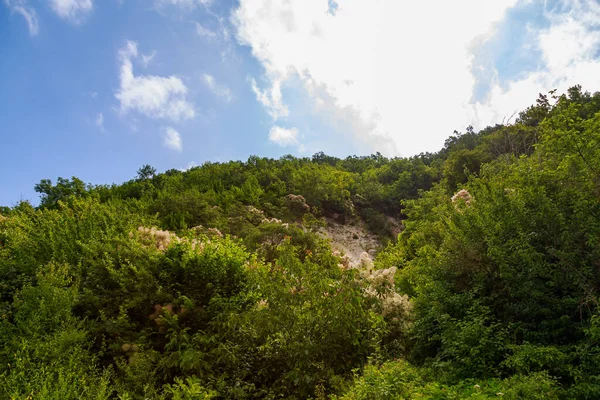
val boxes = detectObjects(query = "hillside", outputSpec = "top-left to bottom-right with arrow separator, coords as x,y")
2,85 -> 600,399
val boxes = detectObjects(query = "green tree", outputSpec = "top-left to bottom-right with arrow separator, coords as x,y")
137,164 -> 157,180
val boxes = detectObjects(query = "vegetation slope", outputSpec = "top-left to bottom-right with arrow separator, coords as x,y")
1,85 -> 600,399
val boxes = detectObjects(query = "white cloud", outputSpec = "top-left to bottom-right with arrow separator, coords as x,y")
196,22 -> 217,38
50,0 -> 93,24
95,112 -> 104,130
202,73 -> 233,102
164,127 -> 183,151
4,0 -> 39,36
473,1 -> 600,127
233,0 -> 600,156
269,125 -> 299,147
115,40 -> 195,122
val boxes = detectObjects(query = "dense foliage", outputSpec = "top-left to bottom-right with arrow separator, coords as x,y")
1,85 -> 600,398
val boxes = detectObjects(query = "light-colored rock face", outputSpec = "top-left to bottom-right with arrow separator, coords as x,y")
318,218 -> 380,267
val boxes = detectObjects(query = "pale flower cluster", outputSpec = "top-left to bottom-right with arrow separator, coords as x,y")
261,217 -> 290,228
136,226 -> 180,251
261,217 -> 282,224
207,227 -> 223,238
358,251 -> 374,272
334,250 -> 352,270
366,266 -> 397,290
247,205 -> 265,216
256,299 -> 269,310
191,225 -> 223,238
133,226 -> 208,252
286,194 -> 310,212
353,252 -> 413,319
451,189 -> 473,206
189,239 -> 205,252
381,292 -> 413,318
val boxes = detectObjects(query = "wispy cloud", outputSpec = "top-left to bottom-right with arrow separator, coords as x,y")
202,73 -> 233,102
249,77 -> 288,120
179,161 -> 198,171
195,22 -> 217,38
164,127 -> 183,151
155,0 -> 211,8
4,0 -> 39,36
95,112 -> 104,130
115,40 -> 195,122
195,20 -> 238,63
141,50 -> 157,67
50,0 -> 93,24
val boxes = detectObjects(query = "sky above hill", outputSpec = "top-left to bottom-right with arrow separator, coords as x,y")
2,0 -> 600,206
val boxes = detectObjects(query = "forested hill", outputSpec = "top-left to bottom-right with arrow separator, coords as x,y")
21,85 -> 557,239
2,85 -> 600,399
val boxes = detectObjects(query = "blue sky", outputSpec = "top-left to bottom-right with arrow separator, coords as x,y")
2,0 -> 600,206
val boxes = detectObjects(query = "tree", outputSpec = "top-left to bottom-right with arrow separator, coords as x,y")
136,164 -> 157,180
34,177 -> 88,208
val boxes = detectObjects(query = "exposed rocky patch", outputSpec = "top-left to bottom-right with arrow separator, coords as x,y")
318,218 -> 381,266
